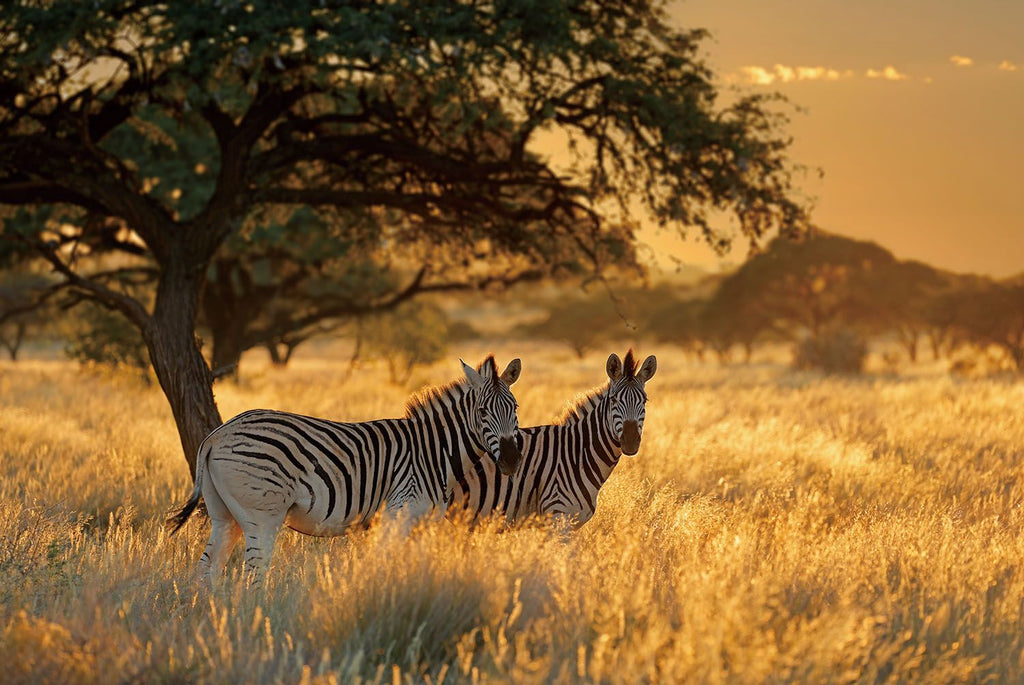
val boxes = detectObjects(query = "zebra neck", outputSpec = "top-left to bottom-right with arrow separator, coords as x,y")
410,385 -> 484,491
585,399 -> 623,476
565,389 -> 622,463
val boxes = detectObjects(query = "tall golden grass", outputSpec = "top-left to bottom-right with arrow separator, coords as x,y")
2,344 -> 1023,683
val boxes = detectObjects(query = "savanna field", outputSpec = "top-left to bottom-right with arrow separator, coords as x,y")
2,343 -> 1024,684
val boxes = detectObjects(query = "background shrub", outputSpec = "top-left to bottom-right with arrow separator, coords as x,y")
793,328 -> 868,374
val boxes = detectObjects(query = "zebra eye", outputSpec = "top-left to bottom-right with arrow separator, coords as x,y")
478,408 -> 489,418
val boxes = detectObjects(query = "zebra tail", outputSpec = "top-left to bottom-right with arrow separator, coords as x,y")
166,434 -> 212,534
166,488 -> 200,535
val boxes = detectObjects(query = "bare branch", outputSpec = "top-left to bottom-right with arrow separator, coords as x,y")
0,281 -> 64,326
0,179 -> 105,211
14,235 -> 151,329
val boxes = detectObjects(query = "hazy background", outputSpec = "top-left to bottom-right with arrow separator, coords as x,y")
644,0 -> 1024,277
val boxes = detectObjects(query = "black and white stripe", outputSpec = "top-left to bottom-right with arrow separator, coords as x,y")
168,356 -> 522,584
449,350 -> 656,529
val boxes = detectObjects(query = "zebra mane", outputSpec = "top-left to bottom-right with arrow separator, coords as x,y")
403,354 -> 504,417
404,377 -> 472,418
555,349 -> 638,425
477,355 -> 500,382
623,349 -> 638,378
556,384 -> 609,425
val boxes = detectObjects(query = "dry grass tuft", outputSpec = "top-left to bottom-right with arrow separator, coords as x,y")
2,346 -> 1023,682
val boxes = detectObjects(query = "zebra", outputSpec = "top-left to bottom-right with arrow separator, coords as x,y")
167,356 -> 523,585
448,350 -> 656,530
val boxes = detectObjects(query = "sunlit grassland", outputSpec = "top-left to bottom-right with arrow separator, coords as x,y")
2,344 -> 1024,683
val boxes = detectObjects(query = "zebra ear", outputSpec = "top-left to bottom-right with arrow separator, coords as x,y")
636,355 -> 657,383
500,358 -> 521,385
461,359 -> 485,387
606,353 -> 623,381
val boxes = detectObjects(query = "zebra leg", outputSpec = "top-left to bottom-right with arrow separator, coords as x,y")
199,517 -> 242,583
196,472 -> 242,583
239,517 -> 283,588
206,455 -> 291,587
386,495 -> 439,538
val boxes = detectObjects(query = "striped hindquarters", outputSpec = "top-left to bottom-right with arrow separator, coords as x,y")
201,409 -> 412,534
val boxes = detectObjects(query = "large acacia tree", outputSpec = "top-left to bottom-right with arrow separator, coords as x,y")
0,0 -> 808,477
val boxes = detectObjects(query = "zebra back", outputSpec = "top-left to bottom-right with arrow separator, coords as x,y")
168,356 -> 523,538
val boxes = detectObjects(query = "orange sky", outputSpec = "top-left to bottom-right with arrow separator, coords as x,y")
641,0 -> 1024,278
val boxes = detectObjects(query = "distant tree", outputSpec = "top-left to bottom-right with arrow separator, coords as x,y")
924,294 -> 966,361
700,285 -> 781,363
645,297 -> 707,360
923,273 -> 994,361
0,296 -> 30,360
0,314 -> 25,359
0,1 -> 809,476
947,282 -> 1024,373
200,206 -> 404,379
0,271 -> 55,360
865,260 -> 951,362
65,301 -> 150,376
359,301 -> 449,384
512,280 -> 691,357
516,294 -> 618,358
793,326 -> 868,374
708,233 -> 897,351
444,318 -> 481,345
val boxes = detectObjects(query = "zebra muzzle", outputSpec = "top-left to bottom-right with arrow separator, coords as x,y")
497,437 -> 522,476
621,420 -> 641,456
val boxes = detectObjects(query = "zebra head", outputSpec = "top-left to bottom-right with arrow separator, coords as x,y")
461,356 -> 523,476
605,350 -> 657,456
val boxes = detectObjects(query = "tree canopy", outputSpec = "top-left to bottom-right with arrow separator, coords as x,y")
707,232 -> 897,345
0,0 -> 810,475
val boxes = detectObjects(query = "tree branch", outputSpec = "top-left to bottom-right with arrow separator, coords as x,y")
0,281 -> 64,326
0,136 -> 176,260
0,179 -> 106,211
191,83 -> 311,256
15,236 -> 151,329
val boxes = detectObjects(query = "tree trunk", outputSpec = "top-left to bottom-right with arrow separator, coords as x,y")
900,329 -> 918,363
265,341 -> 295,366
144,264 -> 223,480
1008,344 -> 1024,374
202,264 -> 251,381
210,321 -> 245,381
928,328 -> 951,360
1,321 -> 25,360
266,342 -> 283,365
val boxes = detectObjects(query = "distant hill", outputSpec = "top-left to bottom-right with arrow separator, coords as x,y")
1002,272 -> 1024,287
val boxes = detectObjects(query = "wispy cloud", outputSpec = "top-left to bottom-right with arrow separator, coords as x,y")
737,66 -> 775,85
733,57 -> 1017,87
736,64 -> 854,85
865,65 -> 908,81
